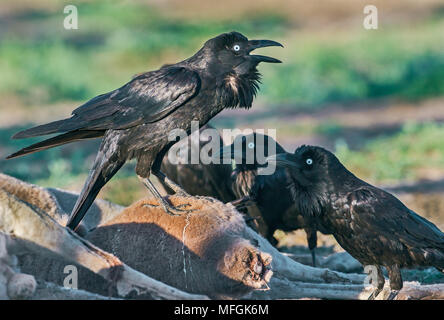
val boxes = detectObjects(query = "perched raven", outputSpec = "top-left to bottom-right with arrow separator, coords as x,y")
218,133 -> 325,266
160,124 -> 236,203
270,145 -> 444,299
7,31 -> 282,231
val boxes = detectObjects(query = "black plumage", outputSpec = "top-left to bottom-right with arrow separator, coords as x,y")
218,133 -> 324,265
6,31 -> 282,231
160,124 -> 236,203
270,145 -> 444,299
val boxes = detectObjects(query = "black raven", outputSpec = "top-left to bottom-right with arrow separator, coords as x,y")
160,124 -> 236,203
218,133 -> 324,266
269,145 -> 444,299
6,31 -> 282,231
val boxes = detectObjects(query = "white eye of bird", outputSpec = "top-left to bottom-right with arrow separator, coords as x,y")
306,158 -> 313,165
248,142 -> 255,149
233,44 -> 241,52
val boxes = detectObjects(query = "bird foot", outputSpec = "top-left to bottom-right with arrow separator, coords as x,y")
162,205 -> 190,216
159,196 -> 194,216
139,176 -> 193,215
387,290 -> 399,300
144,200 -> 193,216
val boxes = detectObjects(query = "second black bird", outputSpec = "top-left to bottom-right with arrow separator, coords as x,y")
218,133 -> 325,266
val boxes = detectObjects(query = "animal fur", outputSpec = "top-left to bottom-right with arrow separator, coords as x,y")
85,196 -> 272,298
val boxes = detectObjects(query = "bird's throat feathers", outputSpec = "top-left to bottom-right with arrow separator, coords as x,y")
217,70 -> 261,109
289,182 -> 328,220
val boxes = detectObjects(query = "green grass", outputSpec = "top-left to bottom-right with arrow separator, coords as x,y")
0,1 -> 287,104
1,1 -> 444,109
336,122 -> 444,184
261,19 -> 444,108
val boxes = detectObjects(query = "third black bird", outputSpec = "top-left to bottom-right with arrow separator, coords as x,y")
270,145 -> 444,299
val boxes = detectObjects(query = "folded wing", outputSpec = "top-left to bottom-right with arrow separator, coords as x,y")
13,66 -> 201,139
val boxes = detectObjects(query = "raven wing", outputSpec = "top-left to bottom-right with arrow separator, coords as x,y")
348,187 -> 444,250
13,67 -> 201,139
65,66 -> 201,131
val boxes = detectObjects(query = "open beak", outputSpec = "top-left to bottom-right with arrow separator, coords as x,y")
266,153 -> 298,168
247,39 -> 283,63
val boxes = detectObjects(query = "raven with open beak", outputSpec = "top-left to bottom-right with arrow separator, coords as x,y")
7,31 -> 283,231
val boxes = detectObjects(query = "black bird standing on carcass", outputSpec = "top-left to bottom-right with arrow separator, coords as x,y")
161,124 -> 236,203
218,133 -> 325,266
269,145 -> 444,299
6,32 -> 282,231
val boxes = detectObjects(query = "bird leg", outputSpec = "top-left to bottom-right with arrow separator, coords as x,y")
367,266 -> 385,300
306,228 -> 318,267
310,249 -> 316,267
386,264 -> 402,300
152,171 -> 191,197
138,176 -> 190,216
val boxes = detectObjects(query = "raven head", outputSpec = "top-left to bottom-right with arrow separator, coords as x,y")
190,31 -> 283,108
204,31 -> 282,73
267,145 -> 343,188
215,132 -> 286,169
266,145 -> 342,218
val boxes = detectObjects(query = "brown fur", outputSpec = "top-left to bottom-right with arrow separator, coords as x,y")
0,174 -> 61,222
0,173 -> 123,233
16,193 -> 271,299
85,195 -> 272,298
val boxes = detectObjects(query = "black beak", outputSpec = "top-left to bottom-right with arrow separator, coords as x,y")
247,39 -> 283,63
266,153 -> 299,168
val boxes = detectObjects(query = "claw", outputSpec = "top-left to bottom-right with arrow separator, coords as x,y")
139,175 -> 193,216
159,199 -> 192,216
163,207 -> 183,216
142,202 -> 183,216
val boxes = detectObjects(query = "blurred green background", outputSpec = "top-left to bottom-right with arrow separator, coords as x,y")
0,0 -> 444,234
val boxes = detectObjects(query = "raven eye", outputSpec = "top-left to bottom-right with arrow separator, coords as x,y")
306,158 -> 313,165
248,142 -> 255,149
233,44 -> 241,52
